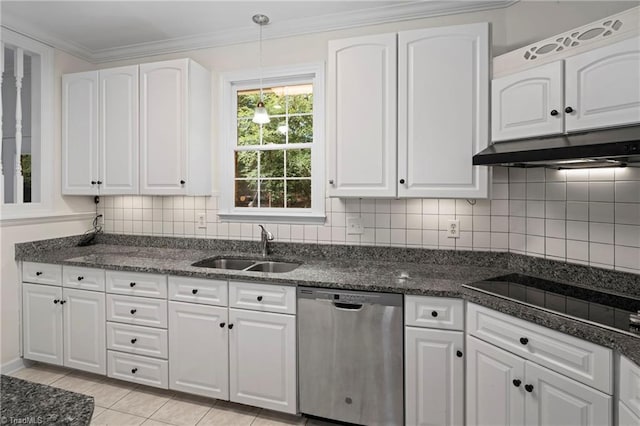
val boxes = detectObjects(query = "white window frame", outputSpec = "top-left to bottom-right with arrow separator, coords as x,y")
219,63 -> 325,224
0,29 -> 54,220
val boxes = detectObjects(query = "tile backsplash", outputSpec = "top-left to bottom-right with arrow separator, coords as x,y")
98,167 -> 640,274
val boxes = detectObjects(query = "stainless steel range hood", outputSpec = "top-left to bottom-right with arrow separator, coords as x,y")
473,126 -> 640,169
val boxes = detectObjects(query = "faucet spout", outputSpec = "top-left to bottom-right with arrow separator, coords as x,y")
258,225 -> 274,258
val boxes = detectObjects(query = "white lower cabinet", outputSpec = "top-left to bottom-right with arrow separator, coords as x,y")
168,301 -> 229,399
467,335 -> 612,426
108,350 -> 168,388
619,401 -> 640,426
23,282 -> 105,374
405,327 -> 464,426
229,308 -> 297,414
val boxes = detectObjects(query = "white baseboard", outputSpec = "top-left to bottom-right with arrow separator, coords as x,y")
1,358 -> 25,374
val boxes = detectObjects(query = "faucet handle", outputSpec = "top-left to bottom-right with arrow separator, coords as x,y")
258,225 -> 274,240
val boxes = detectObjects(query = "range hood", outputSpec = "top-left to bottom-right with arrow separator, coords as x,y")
473,126 -> 640,169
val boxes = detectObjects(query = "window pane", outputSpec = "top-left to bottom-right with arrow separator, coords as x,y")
235,151 -> 258,179
237,119 -> 260,146
237,91 -> 259,118
263,88 -> 286,116
288,115 -> 313,144
21,154 -> 32,203
235,180 -> 258,207
260,179 -> 285,208
286,179 -> 311,208
260,150 -> 284,178
262,118 -> 286,145
288,88 -> 313,114
286,149 -> 311,178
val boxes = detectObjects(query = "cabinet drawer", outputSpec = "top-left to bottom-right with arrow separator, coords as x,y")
168,276 -> 227,306
619,355 -> 640,418
106,270 -> 167,299
107,294 -> 167,328
229,281 -> 296,314
22,262 -> 62,286
107,350 -> 168,389
63,266 -> 105,292
107,322 -> 168,359
467,303 -> 612,394
405,296 -> 464,330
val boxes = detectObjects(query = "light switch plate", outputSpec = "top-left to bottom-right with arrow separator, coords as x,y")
347,216 -> 364,235
447,219 -> 460,238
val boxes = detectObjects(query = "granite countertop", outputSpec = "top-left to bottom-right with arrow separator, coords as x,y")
1,375 -> 94,425
15,233 -> 640,366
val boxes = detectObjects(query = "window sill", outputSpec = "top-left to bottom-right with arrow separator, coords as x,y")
0,211 -> 95,227
218,212 -> 326,225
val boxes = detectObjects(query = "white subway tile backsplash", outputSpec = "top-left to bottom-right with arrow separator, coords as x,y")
99,163 -> 640,275
589,222 -> 614,244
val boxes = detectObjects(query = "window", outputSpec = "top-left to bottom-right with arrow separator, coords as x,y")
220,64 -> 325,223
1,29 -> 54,219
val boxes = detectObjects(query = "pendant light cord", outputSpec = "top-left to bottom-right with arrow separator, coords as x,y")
259,22 -> 264,102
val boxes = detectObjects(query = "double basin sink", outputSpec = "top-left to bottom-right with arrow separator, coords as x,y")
192,256 -> 300,273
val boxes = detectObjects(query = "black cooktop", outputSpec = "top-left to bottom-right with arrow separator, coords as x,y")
464,273 -> 640,335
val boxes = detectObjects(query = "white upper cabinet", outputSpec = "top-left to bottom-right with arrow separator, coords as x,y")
492,61 -> 565,141
491,36 -> 640,141
62,71 -> 99,195
139,59 -> 211,195
327,23 -> 490,199
327,33 -> 397,198
398,23 -> 489,199
565,36 -> 640,132
62,66 -> 138,195
99,66 -> 139,195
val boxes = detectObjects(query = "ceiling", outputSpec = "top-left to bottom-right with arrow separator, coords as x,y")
0,1 -> 516,63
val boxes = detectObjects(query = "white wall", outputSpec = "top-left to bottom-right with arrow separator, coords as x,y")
0,49 -> 96,370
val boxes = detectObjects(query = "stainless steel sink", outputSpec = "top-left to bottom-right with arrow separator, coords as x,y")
191,257 -> 300,273
245,262 -> 301,273
191,257 -> 256,270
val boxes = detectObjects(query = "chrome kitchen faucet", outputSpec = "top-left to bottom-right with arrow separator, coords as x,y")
258,225 -> 274,258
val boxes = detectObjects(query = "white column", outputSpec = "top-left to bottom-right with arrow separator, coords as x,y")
0,42 -> 4,204
14,47 -> 24,204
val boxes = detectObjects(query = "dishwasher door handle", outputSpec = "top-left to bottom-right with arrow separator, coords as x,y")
333,302 -> 363,311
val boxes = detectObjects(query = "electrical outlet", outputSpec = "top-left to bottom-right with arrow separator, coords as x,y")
197,212 -> 207,229
347,216 -> 364,235
447,219 -> 460,238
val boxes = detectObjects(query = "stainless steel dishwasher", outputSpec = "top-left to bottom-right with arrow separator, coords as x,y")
298,287 -> 403,426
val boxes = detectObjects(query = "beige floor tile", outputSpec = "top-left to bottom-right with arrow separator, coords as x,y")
252,409 -> 308,426
111,386 -> 175,418
91,406 -> 107,420
84,378 -> 136,408
196,400 -> 259,425
141,420 -> 174,426
9,364 -> 71,385
91,408 -> 146,425
50,371 -> 105,394
150,395 -> 214,426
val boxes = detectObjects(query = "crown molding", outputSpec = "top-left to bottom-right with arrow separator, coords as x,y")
2,1 -> 517,64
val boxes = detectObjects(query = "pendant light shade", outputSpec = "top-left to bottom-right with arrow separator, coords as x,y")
253,101 -> 270,124
252,14 -> 270,124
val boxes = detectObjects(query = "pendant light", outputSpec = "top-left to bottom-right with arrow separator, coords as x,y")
252,14 -> 270,124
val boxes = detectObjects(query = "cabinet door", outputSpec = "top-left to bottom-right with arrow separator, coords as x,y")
619,355 -> 640,419
63,288 -> 106,374
22,283 -> 63,365
466,335 -> 525,426
99,66 -> 139,195
405,327 -> 464,426
525,361 -> 611,426
140,59 -> 188,195
565,36 -> 640,132
619,401 -> 640,426
492,61 -> 564,141
168,301 -> 229,399
398,23 -> 489,199
327,33 -> 397,198
228,308 -> 296,414
62,71 -> 98,195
